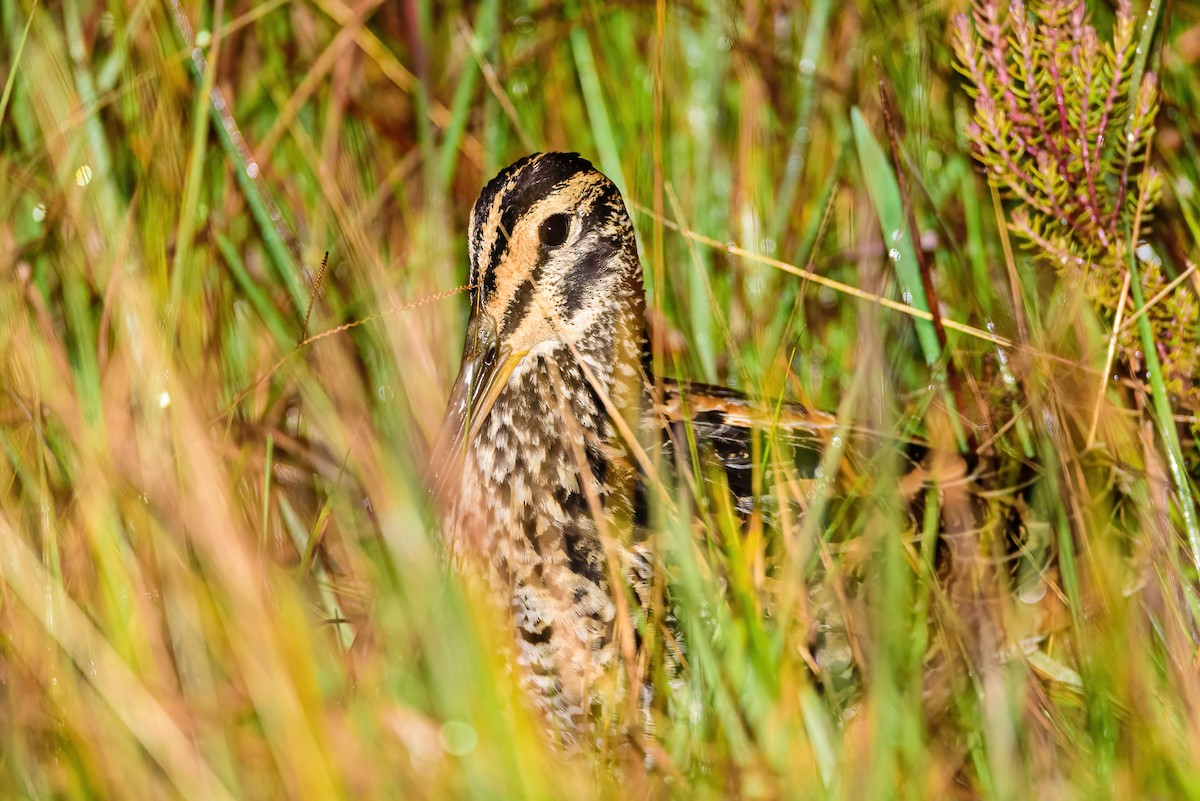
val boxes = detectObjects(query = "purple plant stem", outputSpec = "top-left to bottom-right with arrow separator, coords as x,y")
1041,25 -> 1077,206
977,1 -> 1031,135
1072,32 -> 1109,246
1011,7 -> 1074,227
976,116 -> 1063,224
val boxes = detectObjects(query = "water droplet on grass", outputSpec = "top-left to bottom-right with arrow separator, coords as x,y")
439,721 -> 478,756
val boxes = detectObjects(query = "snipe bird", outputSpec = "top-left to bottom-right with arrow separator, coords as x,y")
435,152 -> 841,734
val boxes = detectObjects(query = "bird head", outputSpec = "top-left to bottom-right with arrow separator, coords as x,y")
435,152 -> 645,480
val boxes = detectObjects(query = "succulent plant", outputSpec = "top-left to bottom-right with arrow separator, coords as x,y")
952,0 -> 1198,408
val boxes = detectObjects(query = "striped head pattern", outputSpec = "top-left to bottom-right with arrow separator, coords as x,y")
434,153 -> 647,496
466,152 -> 644,360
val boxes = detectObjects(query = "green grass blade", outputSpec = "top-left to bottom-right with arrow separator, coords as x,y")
0,0 -> 35,130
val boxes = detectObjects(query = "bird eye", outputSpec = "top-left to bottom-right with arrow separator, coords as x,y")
539,213 -> 571,247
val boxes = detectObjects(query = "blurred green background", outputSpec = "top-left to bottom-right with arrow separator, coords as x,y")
3,0 -> 1200,798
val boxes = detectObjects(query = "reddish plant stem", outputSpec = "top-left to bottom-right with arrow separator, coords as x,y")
980,135 -> 1065,225
1072,37 -> 1109,246
1011,14 -> 1074,227
977,3 -> 1027,129
973,87 -> 1068,226
1044,26 -> 1071,150
1090,12 -> 1133,209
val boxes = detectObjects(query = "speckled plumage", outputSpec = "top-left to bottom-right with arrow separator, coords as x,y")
436,154 -> 648,733
447,350 -> 626,725
435,153 -> 837,736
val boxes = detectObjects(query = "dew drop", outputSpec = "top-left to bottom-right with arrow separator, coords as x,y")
75,164 -> 93,186
32,202 -> 46,222
888,248 -> 901,262
1019,581 -> 1048,605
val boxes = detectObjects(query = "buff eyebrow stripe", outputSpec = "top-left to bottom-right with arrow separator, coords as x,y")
480,157 -> 539,298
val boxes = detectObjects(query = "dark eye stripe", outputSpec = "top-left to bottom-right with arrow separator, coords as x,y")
500,279 -> 535,339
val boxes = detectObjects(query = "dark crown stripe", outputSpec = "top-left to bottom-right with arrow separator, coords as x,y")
471,153 -> 539,291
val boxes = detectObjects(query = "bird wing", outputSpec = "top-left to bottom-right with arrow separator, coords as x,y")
640,378 -> 847,516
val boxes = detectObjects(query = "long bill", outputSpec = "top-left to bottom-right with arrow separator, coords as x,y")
431,312 -> 526,501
